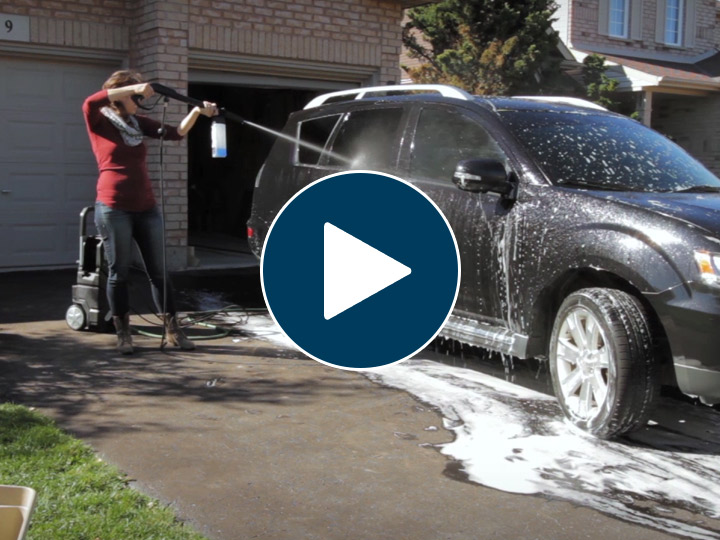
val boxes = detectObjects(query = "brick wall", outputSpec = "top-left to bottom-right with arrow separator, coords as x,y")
569,0 -> 716,58
2,0 -> 131,24
692,0 -> 717,51
130,0 -> 191,262
4,0 -> 405,269
399,11 -> 428,82
188,0 -> 402,84
8,0 -> 130,49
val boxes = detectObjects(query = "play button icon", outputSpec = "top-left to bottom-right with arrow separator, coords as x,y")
324,223 -> 411,320
261,171 -> 459,370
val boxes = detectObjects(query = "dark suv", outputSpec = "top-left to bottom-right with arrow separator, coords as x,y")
248,84 -> 720,439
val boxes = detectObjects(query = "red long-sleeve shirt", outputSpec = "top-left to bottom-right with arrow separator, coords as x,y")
82,89 -> 183,212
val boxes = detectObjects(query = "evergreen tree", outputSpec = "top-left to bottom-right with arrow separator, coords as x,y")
402,0 -> 563,95
582,54 -> 620,110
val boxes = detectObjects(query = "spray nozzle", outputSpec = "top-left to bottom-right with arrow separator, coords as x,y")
132,84 -> 251,158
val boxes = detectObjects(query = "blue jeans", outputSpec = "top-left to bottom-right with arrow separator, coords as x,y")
94,201 -> 176,317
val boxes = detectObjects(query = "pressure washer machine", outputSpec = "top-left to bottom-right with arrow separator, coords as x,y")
65,205 -> 110,332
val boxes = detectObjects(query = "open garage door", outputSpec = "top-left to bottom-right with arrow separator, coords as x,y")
187,57 -> 371,254
0,56 -> 111,270
187,82 -> 344,254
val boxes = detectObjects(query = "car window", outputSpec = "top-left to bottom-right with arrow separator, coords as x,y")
500,110 -> 720,192
326,108 -> 404,169
296,114 -> 342,166
411,107 -> 508,181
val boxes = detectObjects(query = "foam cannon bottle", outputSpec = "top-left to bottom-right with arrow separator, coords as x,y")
211,115 -> 227,158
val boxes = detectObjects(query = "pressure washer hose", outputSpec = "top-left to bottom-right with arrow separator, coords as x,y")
159,97 -> 169,349
149,83 -> 251,348
134,321 -> 229,341
130,307 -> 267,342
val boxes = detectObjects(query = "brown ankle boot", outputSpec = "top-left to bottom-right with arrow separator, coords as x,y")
112,313 -> 134,355
165,315 -> 195,350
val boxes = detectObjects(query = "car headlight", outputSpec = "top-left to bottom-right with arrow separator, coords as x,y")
693,250 -> 720,286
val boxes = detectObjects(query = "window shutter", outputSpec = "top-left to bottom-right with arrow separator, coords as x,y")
631,0 -> 644,40
684,0 -> 696,47
655,0 -> 667,42
598,0 -> 610,35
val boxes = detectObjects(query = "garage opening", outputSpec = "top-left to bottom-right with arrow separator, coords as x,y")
187,85 -> 319,256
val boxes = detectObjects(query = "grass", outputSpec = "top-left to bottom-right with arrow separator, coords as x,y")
0,403 -> 209,540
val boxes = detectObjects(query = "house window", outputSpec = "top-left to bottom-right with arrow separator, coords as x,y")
609,0 -> 629,38
665,0 -> 684,45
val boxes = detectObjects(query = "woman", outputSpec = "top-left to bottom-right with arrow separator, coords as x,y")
83,70 -> 218,354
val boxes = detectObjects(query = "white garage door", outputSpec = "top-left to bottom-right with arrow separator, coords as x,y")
0,56 -> 111,270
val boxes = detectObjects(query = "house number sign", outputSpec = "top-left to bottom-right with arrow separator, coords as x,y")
1,14 -> 30,43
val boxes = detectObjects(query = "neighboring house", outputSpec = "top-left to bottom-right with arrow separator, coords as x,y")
400,1 -> 720,175
0,0 -> 424,272
554,0 -> 720,174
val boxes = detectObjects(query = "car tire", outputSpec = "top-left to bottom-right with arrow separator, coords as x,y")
549,287 -> 659,439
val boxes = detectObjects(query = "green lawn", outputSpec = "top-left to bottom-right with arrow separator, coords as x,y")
0,403 -> 209,540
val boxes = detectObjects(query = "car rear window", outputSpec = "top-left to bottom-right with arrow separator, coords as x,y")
296,114 -> 342,166
500,111 -> 720,192
325,108 -> 404,169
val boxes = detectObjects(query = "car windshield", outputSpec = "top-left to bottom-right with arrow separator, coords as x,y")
499,110 -> 720,192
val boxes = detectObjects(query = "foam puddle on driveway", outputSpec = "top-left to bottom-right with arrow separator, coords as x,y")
369,359 -> 720,540
237,313 -> 720,539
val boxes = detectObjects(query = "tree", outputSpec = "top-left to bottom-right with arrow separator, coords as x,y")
402,0 -> 563,95
582,54 -> 620,110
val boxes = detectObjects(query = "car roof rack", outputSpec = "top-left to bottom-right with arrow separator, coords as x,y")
513,96 -> 608,111
304,84 -> 473,109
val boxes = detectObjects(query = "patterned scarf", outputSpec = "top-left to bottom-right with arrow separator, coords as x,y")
100,106 -> 143,147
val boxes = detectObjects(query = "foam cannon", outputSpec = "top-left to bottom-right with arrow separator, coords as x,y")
142,82 -> 246,158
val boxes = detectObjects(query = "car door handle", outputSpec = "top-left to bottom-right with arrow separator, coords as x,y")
1,190 -> 11,194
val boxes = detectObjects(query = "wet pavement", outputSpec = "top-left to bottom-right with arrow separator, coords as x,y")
0,268 -> 715,539
370,357 -> 720,539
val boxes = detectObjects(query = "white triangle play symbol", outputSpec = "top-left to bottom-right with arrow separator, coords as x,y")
324,222 -> 411,320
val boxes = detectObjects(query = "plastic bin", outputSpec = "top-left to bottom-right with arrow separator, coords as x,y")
0,486 -> 36,540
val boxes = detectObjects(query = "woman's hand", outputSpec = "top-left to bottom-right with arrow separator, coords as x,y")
178,101 -> 220,136
197,101 -> 219,117
106,83 -> 154,104
134,83 -> 154,98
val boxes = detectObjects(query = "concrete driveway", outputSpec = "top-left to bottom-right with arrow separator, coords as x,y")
0,269 -> 676,540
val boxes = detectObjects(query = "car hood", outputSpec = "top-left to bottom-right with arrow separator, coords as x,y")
590,191 -> 720,238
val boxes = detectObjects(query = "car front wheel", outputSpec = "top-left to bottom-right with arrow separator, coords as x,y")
549,288 -> 659,439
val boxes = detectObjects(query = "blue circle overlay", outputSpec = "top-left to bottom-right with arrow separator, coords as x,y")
261,171 -> 460,370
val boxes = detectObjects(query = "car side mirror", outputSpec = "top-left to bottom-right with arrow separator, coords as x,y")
452,159 -> 513,197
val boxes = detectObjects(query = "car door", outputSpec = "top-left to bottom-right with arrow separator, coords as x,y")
403,103 -> 519,327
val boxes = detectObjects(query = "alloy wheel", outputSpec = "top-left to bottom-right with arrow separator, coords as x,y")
555,306 -> 613,421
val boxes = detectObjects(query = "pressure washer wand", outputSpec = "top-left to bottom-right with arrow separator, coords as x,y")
150,82 -> 206,108
148,83 -> 247,158
149,83 -> 245,125
220,108 -> 245,126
